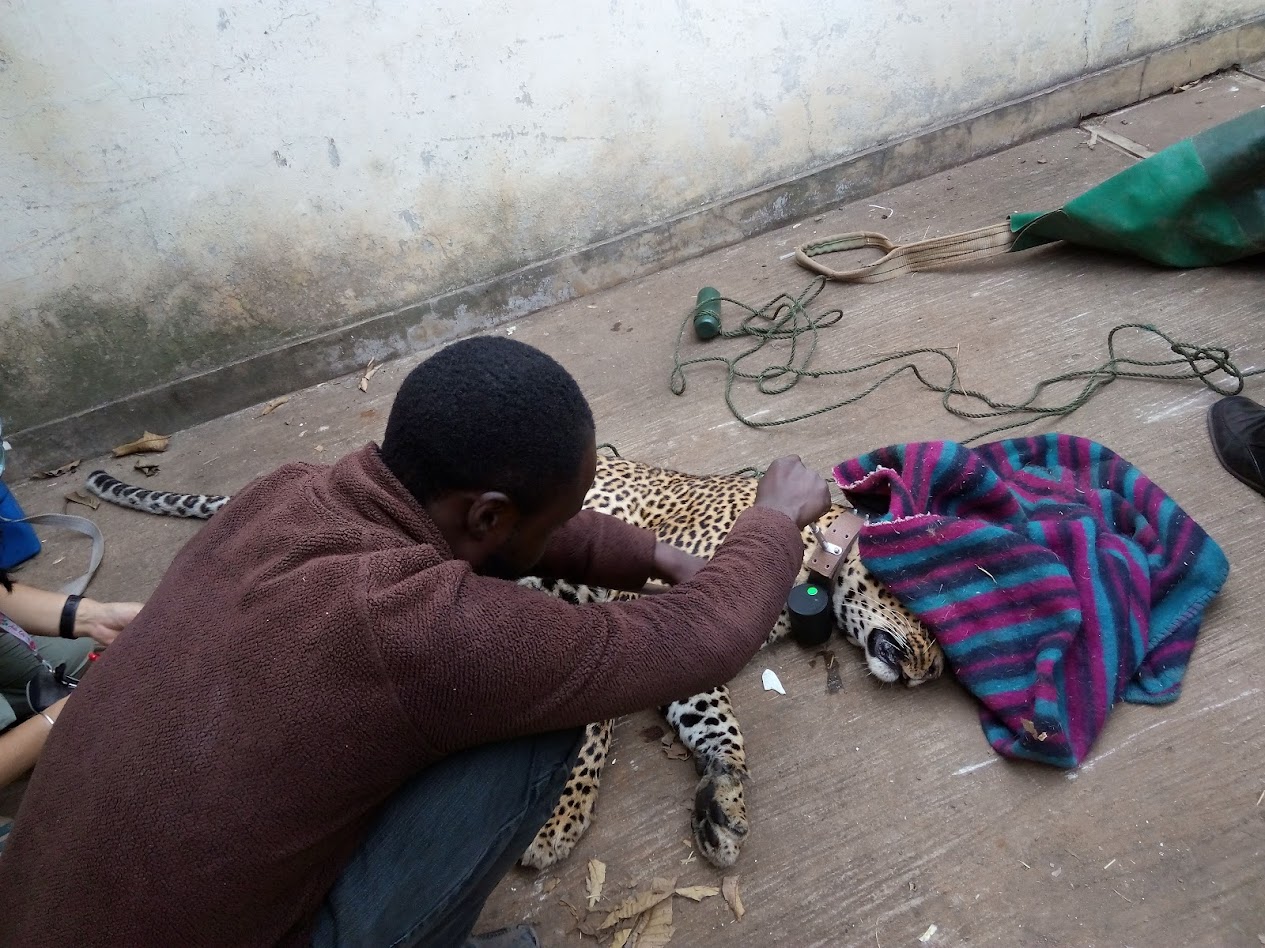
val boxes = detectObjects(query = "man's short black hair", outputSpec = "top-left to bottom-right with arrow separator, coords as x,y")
380,335 -> 595,513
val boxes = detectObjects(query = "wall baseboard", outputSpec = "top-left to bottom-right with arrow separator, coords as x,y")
8,15 -> 1264,479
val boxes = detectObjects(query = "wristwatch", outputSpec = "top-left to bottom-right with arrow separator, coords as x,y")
59,595 -> 81,639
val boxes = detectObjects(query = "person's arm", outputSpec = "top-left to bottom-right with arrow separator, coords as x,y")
531,509 -> 710,592
380,505 -> 807,756
374,454 -> 829,755
0,696 -> 67,788
0,583 -> 143,647
529,509 -> 659,591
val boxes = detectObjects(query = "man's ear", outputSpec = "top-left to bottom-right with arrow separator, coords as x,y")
465,491 -> 520,544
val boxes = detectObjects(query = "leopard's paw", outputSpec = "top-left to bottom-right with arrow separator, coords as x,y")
519,723 -> 609,870
520,805 -> 587,870
691,766 -> 748,868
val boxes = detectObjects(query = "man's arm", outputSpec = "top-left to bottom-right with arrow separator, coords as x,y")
374,505 -> 807,757
529,453 -> 828,594
528,509 -> 660,591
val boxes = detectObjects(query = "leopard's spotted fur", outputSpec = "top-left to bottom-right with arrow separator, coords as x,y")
518,455 -> 943,871
85,472 -> 228,519
84,457 -> 944,871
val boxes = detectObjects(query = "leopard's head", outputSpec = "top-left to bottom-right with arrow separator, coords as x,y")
829,548 -> 945,687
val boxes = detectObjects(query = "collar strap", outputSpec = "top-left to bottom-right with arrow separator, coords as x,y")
805,510 -> 866,581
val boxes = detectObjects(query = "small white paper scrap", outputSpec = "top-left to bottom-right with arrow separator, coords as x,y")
761,669 -> 786,695
919,923 -> 938,942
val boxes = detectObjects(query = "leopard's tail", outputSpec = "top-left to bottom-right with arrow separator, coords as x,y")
85,471 -> 229,519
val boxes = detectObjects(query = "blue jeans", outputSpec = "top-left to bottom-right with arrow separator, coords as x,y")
310,727 -> 582,948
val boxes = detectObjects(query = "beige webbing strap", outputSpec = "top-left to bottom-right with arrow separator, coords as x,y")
805,510 -> 866,580
794,221 -> 1016,283
1,513 -> 104,596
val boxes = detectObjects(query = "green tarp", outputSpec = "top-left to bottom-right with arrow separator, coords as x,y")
1010,108 -> 1265,267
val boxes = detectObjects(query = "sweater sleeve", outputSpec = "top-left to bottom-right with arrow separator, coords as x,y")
372,506 -> 804,756
529,509 -> 658,591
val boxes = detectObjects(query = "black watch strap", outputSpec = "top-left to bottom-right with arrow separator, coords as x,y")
59,594 -> 82,639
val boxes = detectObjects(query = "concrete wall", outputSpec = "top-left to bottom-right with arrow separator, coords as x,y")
2,0 -> 1261,446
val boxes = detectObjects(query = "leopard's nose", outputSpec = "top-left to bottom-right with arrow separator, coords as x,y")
867,629 -> 904,672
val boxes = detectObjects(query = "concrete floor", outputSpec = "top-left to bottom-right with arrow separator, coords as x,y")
5,71 -> 1265,946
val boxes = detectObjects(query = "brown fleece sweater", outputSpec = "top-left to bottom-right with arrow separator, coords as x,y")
0,444 -> 803,947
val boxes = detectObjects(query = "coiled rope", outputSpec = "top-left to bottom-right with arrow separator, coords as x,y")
669,275 -> 1261,445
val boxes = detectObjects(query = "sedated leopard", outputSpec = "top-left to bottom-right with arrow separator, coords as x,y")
85,452 -> 944,870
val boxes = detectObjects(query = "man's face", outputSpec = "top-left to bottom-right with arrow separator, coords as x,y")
480,441 -> 598,580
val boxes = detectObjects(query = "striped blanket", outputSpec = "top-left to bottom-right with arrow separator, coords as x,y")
835,434 -> 1229,767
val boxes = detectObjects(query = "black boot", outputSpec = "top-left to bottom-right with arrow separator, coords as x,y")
1207,395 -> 1265,497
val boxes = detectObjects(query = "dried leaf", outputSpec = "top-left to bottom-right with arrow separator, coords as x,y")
663,742 -> 691,761
674,885 -> 720,902
600,878 -> 676,930
612,929 -> 633,948
358,359 -> 380,393
257,395 -> 291,416
111,431 -> 170,457
542,878 -> 560,894
577,911 -> 607,938
659,732 -> 676,748
1022,719 -> 1049,742
586,858 -> 607,909
640,725 -> 667,743
134,461 -> 160,477
64,489 -> 100,510
630,910 -> 652,940
558,897 -> 583,924
632,895 -> 674,948
721,875 -> 745,920
32,460 -> 80,480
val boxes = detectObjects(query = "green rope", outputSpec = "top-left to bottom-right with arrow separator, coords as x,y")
670,276 -> 1262,444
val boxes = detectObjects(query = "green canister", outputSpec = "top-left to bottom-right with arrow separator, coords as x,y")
693,287 -> 722,341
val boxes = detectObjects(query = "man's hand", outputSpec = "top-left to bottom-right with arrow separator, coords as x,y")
650,542 -> 708,587
754,455 -> 832,528
75,599 -> 144,647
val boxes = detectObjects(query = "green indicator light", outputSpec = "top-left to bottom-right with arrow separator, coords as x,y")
806,586 -> 819,597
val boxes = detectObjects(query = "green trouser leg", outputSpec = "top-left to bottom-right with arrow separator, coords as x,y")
0,633 -> 94,729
